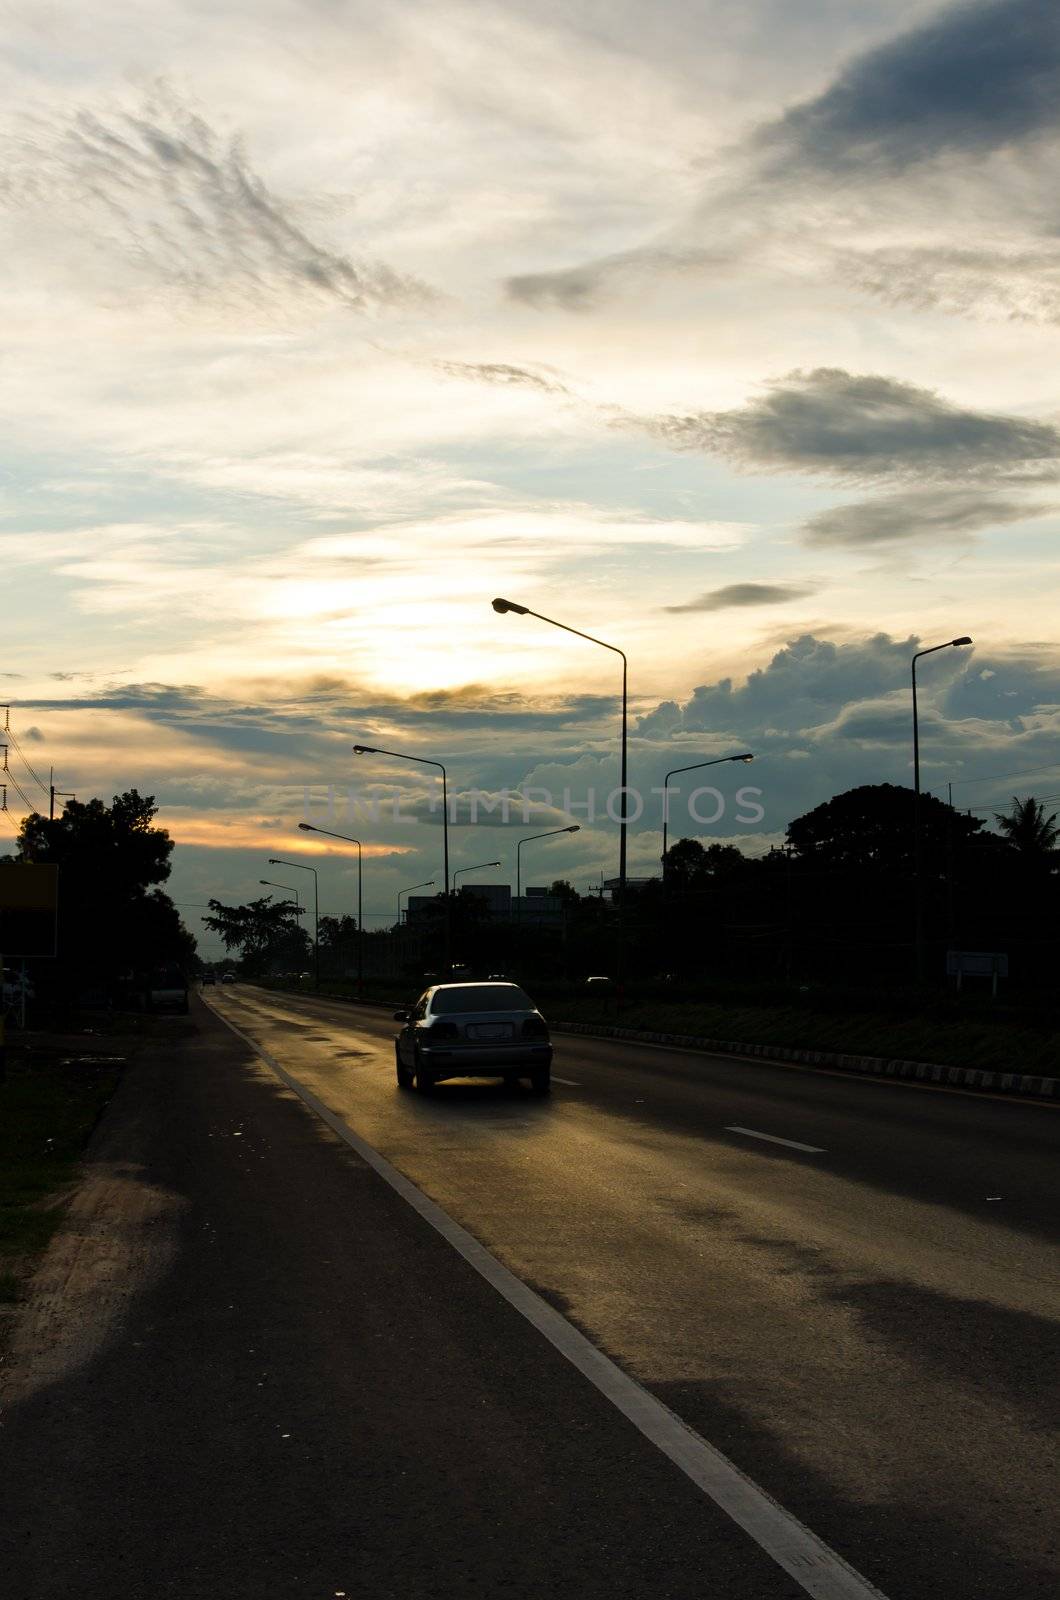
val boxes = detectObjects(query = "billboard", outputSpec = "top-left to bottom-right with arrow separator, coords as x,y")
0,863 -> 59,957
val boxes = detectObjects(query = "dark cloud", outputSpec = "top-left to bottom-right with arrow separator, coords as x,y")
636,632 -> 920,738
638,368 -> 1060,483
506,1 -> 1060,318
803,487 -> 1055,547
433,360 -> 569,395
755,0 -> 1060,182
634,632 -> 1060,826
53,92 -> 432,313
665,582 -> 814,613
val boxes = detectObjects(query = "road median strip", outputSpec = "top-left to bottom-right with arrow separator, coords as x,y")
550,1020 -> 1058,1100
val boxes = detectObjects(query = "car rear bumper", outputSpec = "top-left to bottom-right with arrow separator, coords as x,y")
419,1042 -> 552,1072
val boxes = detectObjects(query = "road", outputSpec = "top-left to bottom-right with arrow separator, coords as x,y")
207,986 -> 1059,1600
2,986 -> 1056,1599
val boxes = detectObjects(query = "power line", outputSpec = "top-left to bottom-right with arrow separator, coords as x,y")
5,728 -> 49,798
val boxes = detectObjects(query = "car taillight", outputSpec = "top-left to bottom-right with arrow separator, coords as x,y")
521,1016 -> 549,1039
429,1021 -> 459,1040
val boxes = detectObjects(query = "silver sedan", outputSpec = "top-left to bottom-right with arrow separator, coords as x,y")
394,981 -> 552,1095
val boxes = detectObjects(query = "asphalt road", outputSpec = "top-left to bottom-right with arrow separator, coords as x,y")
1,998 -> 806,1600
2,987 -> 1056,1599
204,985 -> 1060,1600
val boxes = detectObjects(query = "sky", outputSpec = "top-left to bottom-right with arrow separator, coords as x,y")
2,0 -> 1059,957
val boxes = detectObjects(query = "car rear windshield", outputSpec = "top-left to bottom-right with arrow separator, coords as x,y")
430,984 -> 534,1014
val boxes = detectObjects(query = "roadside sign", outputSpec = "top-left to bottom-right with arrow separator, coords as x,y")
946,949 -> 1008,996
0,863 -> 59,957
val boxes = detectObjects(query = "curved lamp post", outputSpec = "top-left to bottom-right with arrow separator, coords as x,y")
661,753 -> 754,884
260,878 -> 300,912
493,598 -> 626,983
398,879 -> 435,927
355,744 -> 450,973
297,824 -> 363,993
453,861 -> 501,888
515,826 -> 580,903
269,858 -> 319,988
911,636 -> 972,980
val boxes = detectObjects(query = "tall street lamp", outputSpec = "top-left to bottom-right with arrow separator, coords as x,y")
661,753 -> 754,884
453,861 -> 501,888
260,880 -> 301,912
354,744 -> 451,973
398,879 -> 435,926
297,824 -> 363,994
911,635 -> 972,981
269,858 -> 319,988
516,826 -> 580,903
493,598 -> 627,981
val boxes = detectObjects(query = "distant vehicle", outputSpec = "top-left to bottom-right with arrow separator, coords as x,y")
221,972 -> 237,984
202,972 -> 217,986
148,966 -> 189,1014
393,981 -> 552,1096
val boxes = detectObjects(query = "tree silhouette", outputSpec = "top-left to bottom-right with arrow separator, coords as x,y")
4,790 -> 193,996
204,896 -> 309,975
993,796 -> 1058,861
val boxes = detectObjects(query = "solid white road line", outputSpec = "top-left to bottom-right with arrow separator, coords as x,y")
552,1075 -> 580,1086
206,1000 -> 887,1600
726,1125 -> 826,1154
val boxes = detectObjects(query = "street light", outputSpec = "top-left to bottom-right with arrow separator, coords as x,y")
269,858 -> 319,988
660,754 -> 754,884
911,635 -> 972,981
260,879 -> 301,911
453,861 -> 501,887
515,825 -> 580,903
298,824 -> 363,993
493,598 -> 627,982
354,743 -> 451,973
398,879 -> 435,925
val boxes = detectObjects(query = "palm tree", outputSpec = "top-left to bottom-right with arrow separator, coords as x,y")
993,796 -> 1059,859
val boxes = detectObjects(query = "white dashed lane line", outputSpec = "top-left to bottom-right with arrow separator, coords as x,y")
725,1126 -> 827,1154
552,1076 -> 581,1087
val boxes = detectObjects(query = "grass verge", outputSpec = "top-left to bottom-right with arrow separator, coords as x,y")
548,995 -> 1060,1076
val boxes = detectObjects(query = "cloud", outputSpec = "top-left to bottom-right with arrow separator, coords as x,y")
665,582 -> 814,613
835,244 -> 1060,324
793,0 -> 1057,179
21,90 -> 432,315
433,360 -> 570,395
636,368 -> 1060,482
506,247 -> 727,310
507,0 -> 1060,320
753,0 -> 1060,182
803,487 -> 1055,547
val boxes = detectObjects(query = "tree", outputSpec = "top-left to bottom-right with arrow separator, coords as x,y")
993,796 -> 1059,861
663,837 -> 746,891
786,783 -> 982,872
203,897 -> 310,975
5,790 -> 193,996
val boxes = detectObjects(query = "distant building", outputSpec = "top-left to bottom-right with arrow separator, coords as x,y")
406,884 -> 564,927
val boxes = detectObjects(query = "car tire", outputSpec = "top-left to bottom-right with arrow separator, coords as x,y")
414,1053 -> 435,1095
530,1068 -> 551,1095
395,1043 -> 413,1089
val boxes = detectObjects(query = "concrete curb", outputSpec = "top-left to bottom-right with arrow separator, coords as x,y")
549,1020 -> 1058,1100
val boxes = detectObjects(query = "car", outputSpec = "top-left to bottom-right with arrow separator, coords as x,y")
393,981 -> 552,1095
202,972 -> 217,986
148,965 -> 189,1014
221,972 -> 237,984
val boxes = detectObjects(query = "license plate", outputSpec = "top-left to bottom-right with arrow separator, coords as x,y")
468,1023 -> 512,1040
